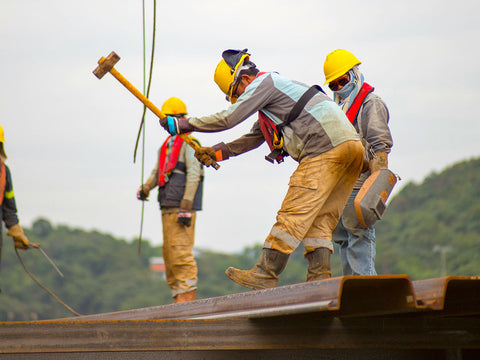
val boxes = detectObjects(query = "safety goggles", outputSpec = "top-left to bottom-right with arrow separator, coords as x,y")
328,74 -> 350,91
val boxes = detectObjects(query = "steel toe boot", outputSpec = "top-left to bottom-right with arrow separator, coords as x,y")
305,247 -> 331,281
225,249 -> 289,290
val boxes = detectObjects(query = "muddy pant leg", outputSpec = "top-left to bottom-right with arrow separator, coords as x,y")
161,212 -> 198,299
265,141 -> 364,255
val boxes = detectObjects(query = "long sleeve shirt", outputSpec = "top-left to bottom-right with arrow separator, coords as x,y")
187,72 -> 360,163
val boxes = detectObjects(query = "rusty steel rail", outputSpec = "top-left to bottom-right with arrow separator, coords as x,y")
62,275 -> 418,321
1,276 -> 479,359
1,315 -> 479,357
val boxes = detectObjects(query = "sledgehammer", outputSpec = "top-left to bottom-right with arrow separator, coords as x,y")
92,51 -> 220,170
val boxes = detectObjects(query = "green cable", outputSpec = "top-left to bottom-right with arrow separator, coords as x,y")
137,0 -> 157,254
15,248 -> 81,317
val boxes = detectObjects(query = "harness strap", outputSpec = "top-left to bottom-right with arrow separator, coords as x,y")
278,85 -> 325,131
346,82 -> 374,124
158,135 -> 184,186
263,85 -> 325,163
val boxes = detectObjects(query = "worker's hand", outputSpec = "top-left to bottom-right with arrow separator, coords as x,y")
177,212 -> 192,227
180,199 -> 193,211
137,185 -> 150,201
159,116 -> 194,136
160,116 -> 179,135
369,152 -> 388,173
7,224 -> 30,250
195,147 -> 216,167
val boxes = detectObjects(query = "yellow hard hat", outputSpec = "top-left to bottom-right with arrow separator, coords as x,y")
0,125 -> 4,143
214,49 -> 250,103
323,49 -> 361,85
161,97 -> 187,116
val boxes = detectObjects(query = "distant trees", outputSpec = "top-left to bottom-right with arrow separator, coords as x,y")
1,157 -> 479,320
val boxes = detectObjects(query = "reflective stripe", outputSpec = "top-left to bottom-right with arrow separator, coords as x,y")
171,280 -> 198,297
5,189 -> 14,199
303,237 -> 333,252
270,227 -> 301,249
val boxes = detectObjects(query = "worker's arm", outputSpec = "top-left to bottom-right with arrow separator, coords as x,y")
177,144 -> 202,226
161,74 -> 274,135
2,165 -> 19,228
2,165 -> 29,249
195,121 -> 265,166
358,94 -> 393,172
137,149 -> 160,200
182,144 -> 202,203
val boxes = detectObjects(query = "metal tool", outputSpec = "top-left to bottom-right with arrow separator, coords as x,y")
30,243 -> 64,278
92,51 -> 220,170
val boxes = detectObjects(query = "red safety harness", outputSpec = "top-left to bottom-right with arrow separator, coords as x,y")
256,72 -> 324,163
158,135 -> 184,186
346,82 -> 374,124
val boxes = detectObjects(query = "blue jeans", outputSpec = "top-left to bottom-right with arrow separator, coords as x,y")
332,188 -> 377,275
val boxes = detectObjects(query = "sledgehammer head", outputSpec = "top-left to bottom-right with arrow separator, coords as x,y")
93,51 -> 120,79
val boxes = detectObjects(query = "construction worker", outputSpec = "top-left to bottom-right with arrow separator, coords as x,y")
137,97 -> 204,303
324,49 -> 393,275
160,49 -> 364,290
0,125 -> 30,264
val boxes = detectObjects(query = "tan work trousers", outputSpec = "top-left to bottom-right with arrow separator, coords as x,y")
264,140 -> 364,255
161,211 -> 198,298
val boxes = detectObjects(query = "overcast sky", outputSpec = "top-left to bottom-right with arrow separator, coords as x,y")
2,0 -> 479,254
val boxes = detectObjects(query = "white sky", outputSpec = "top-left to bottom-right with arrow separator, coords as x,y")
1,0 -> 479,253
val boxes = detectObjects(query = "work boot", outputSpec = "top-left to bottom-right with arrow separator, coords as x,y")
225,249 -> 290,290
305,247 -> 331,282
174,289 -> 196,304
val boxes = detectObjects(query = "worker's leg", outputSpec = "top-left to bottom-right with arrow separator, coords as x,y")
332,209 -> 353,275
302,142 -> 364,280
268,140 -> 364,254
226,140 -> 364,288
161,212 -> 198,301
337,189 -> 377,275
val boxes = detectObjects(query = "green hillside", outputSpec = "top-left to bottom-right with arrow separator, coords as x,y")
1,157 -> 479,320
375,157 -> 480,278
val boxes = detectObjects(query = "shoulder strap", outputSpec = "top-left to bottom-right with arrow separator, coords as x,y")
278,85 -> 325,131
346,82 -> 374,124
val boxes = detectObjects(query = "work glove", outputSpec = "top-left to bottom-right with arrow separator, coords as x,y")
159,116 -> 194,135
178,199 -> 193,226
177,212 -> 192,227
370,152 -> 388,173
7,224 -> 30,250
195,147 -> 217,167
137,185 -> 150,201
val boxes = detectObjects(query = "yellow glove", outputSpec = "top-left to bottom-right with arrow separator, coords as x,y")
370,152 -> 388,173
7,224 -> 30,250
194,147 -> 216,167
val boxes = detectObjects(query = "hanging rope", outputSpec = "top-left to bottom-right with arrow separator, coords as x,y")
135,0 -> 157,254
15,248 -> 81,317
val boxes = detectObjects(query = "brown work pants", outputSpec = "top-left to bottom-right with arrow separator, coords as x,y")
264,140 -> 364,255
161,212 -> 198,298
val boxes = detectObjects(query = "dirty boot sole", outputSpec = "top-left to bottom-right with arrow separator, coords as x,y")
225,267 -> 277,290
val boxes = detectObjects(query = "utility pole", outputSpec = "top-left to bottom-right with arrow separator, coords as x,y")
433,245 -> 452,277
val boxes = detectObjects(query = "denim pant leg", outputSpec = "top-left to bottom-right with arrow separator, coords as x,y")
332,189 -> 377,275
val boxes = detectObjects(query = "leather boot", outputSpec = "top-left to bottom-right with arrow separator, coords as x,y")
225,249 -> 290,290
174,289 -> 196,303
305,247 -> 331,282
